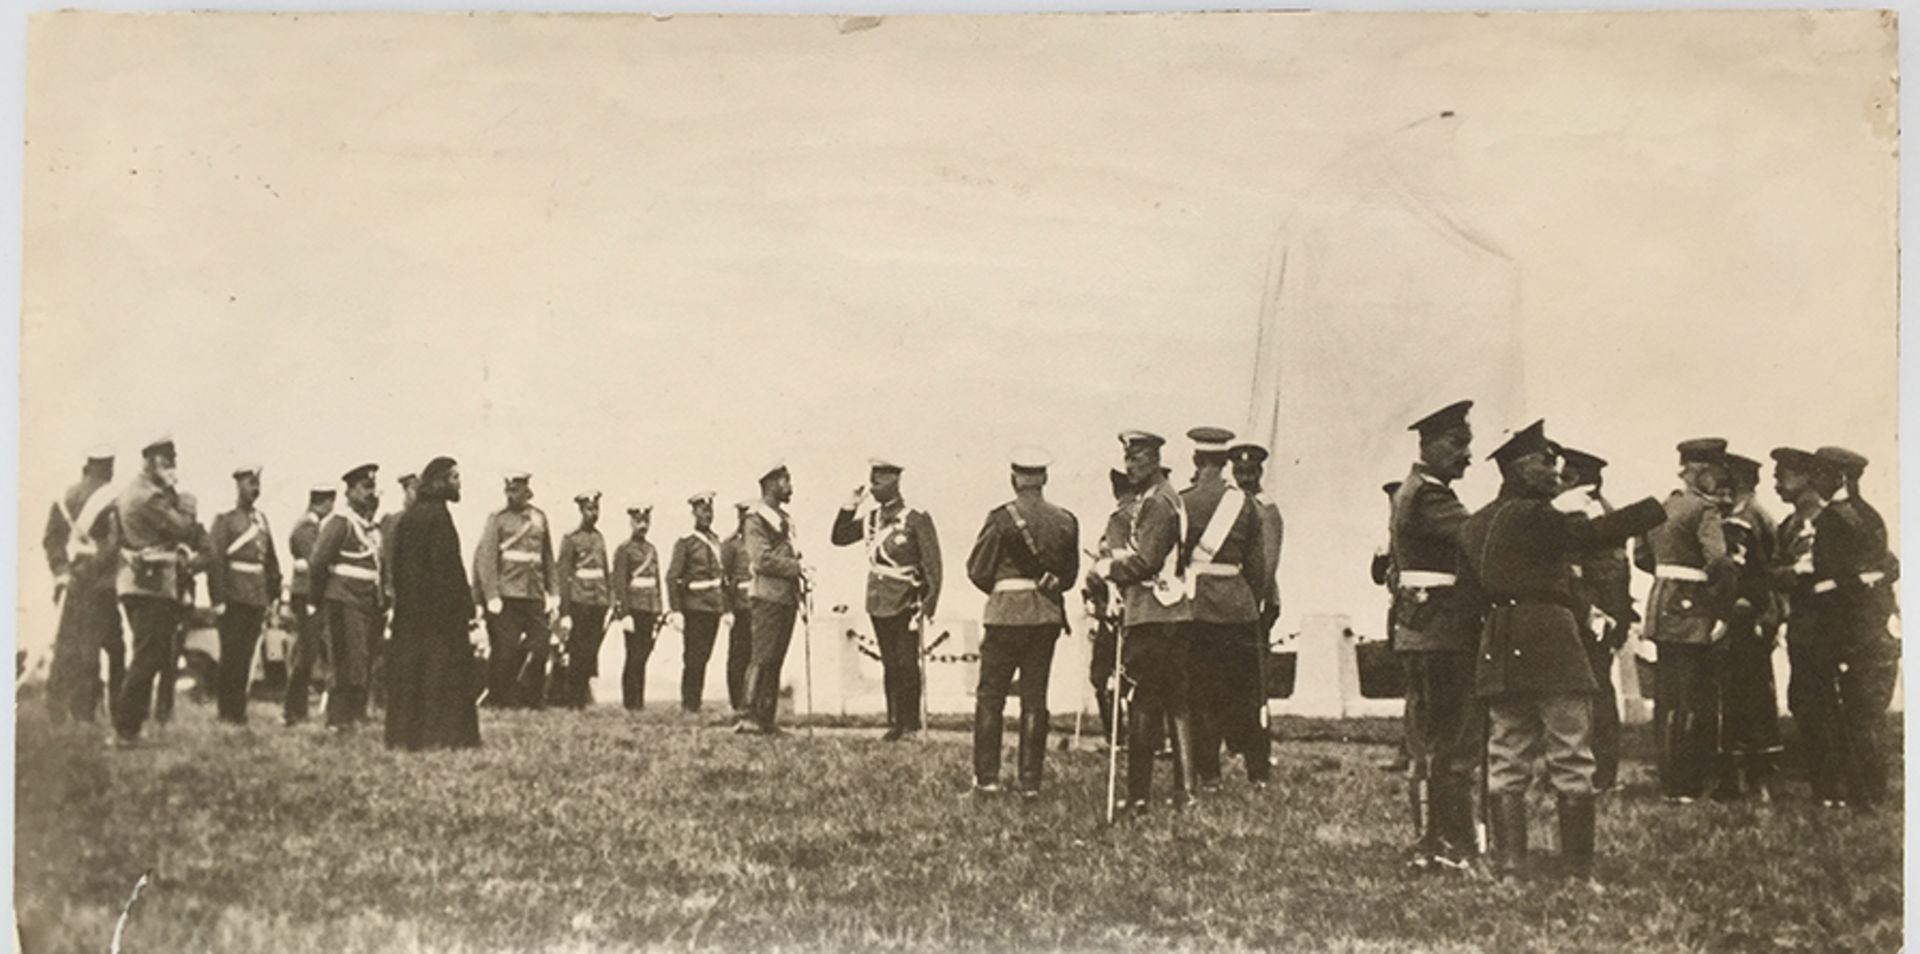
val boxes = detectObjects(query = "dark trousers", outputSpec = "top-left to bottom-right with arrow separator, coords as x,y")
47,587 -> 123,724
725,609 -> 754,713
1582,640 -> 1622,790
1088,619 -> 1119,738
1188,621 -> 1271,784
873,611 -> 923,731
1715,614 -> 1781,790
485,598 -> 551,709
284,598 -> 326,723
115,596 -> 184,740
215,603 -> 266,724
745,599 -> 798,729
1404,650 -> 1479,850
680,611 -> 722,712
623,615 -> 657,710
557,605 -> 609,709
325,600 -> 379,728
973,624 -> 1060,786
152,611 -> 188,726
1836,651 -> 1899,806
1654,643 -> 1717,798
1787,632 -> 1847,801
1122,622 -> 1189,802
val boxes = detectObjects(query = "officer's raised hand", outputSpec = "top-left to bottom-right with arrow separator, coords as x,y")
486,596 -> 505,617
843,485 -> 867,512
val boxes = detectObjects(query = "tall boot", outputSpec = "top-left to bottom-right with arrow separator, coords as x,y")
1432,778 -> 1477,871
1557,794 -> 1597,881
1404,777 -> 1434,868
1126,701 -> 1161,809
1017,709 -> 1050,797
972,702 -> 1005,788
1169,711 -> 1199,808
1491,793 -> 1529,879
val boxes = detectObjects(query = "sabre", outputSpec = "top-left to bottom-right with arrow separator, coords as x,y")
1104,617 -> 1129,825
799,571 -> 817,736
914,606 -> 932,740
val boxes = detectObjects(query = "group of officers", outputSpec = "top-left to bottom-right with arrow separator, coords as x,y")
1374,400 -> 1900,881
35,411 -> 1901,881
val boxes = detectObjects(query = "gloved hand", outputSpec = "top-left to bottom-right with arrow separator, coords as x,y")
486,597 -> 504,617
843,485 -> 868,512
1709,620 -> 1729,644
560,615 -> 574,632
214,602 -> 228,617
544,594 -> 559,615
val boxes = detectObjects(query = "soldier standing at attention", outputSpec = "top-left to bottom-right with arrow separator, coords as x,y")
207,466 -> 283,726
1462,421 -> 1665,881
42,447 -> 122,726
1769,447 -> 1846,806
1554,448 -> 1636,794
474,471 -> 559,709
1638,438 -> 1736,803
555,491 -> 613,709
721,500 -> 756,721
1179,427 -> 1269,791
1714,453 -> 1783,800
831,458 -> 943,741
1810,446 -> 1900,810
1082,468 -> 1135,741
111,437 -> 200,747
1093,431 -> 1194,814
667,492 -> 729,713
610,504 -> 664,711
308,464 -> 385,730
1229,441 -> 1285,774
284,485 -> 336,726
964,447 -> 1079,796
740,462 -> 806,736
1388,400 -> 1479,871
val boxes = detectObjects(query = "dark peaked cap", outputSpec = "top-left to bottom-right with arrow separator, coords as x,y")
1677,438 -> 1728,464
1409,400 -> 1473,437
1770,447 -> 1827,475
1814,446 -> 1869,477
1488,420 -> 1554,464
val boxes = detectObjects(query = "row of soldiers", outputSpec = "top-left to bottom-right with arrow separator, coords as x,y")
1379,400 -> 1899,880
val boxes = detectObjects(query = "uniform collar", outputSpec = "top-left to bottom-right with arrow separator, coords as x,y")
1411,462 -> 1450,487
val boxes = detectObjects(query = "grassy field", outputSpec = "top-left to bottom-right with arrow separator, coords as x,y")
13,698 -> 1904,954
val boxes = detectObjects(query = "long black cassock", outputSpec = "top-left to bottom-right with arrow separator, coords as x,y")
385,492 -> 482,751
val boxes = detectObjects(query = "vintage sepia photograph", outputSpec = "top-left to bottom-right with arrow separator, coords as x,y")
10,8 -> 1903,952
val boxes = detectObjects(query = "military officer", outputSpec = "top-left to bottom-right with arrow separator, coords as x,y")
1638,438 -> 1736,802
831,458 -> 944,741
1082,468 -> 1135,741
42,447 -> 122,725
1462,421 -> 1666,880
964,447 -> 1079,796
555,491 -> 613,709
370,472 -> 418,712
1092,431 -> 1195,813
1554,448 -> 1637,793
474,471 -> 559,709
668,492 -> 729,713
611,504 -> 664,710
284,484 -> 336,726
1769,447 -> 1843,804
1373,480 -> 1409,774
740,462 -> 806,736
309,464 -> 385,729
207,465 -> 283,725
153,489 -> 212,730
1811,446 -> 1900,809
1714,453 -> 1783,800
721,500 -> 756,720
1229,442 -> 1285,767
1180,428 -> 1270,790
112,437 -> 202,746
1388,400 -> 1480,870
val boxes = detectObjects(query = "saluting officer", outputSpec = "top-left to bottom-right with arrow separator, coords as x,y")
42,447 -> 122,726
474,471 -> 559,709
721,500 -> 756,720
1462,421 -> 1665,881
1714,453 -> 1783,800
1180,427 -> 1270,791
832,458 -> 943,741
1093,430 -> 1195,813
964,446 -> 1079,796
1554,448 -> 1636,793
1388,400 -> 1479,870
111,437 -> 200,746
1811,446 -> 1900,809
668,492 -> 729,713
208,465 -> 283,725
309,464 -> 385,730
1638,438 -> 1736,803
555,491 -> 613,709
284,484 -> 336,726
610,504 -> 664,710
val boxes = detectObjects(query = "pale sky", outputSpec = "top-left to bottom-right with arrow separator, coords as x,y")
18,11 -> 1899,654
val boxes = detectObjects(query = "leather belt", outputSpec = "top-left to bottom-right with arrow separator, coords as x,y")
689,579 -> 722,591
574,568 -> 606,580
333,564 -> 378,582
993,578 -> 1036,592
1397,570 -> 1456,589
503,551 -> 542,564
1191,563 -> 1242,577
230,561 -> 265,575
1655,565 -> 1708,582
